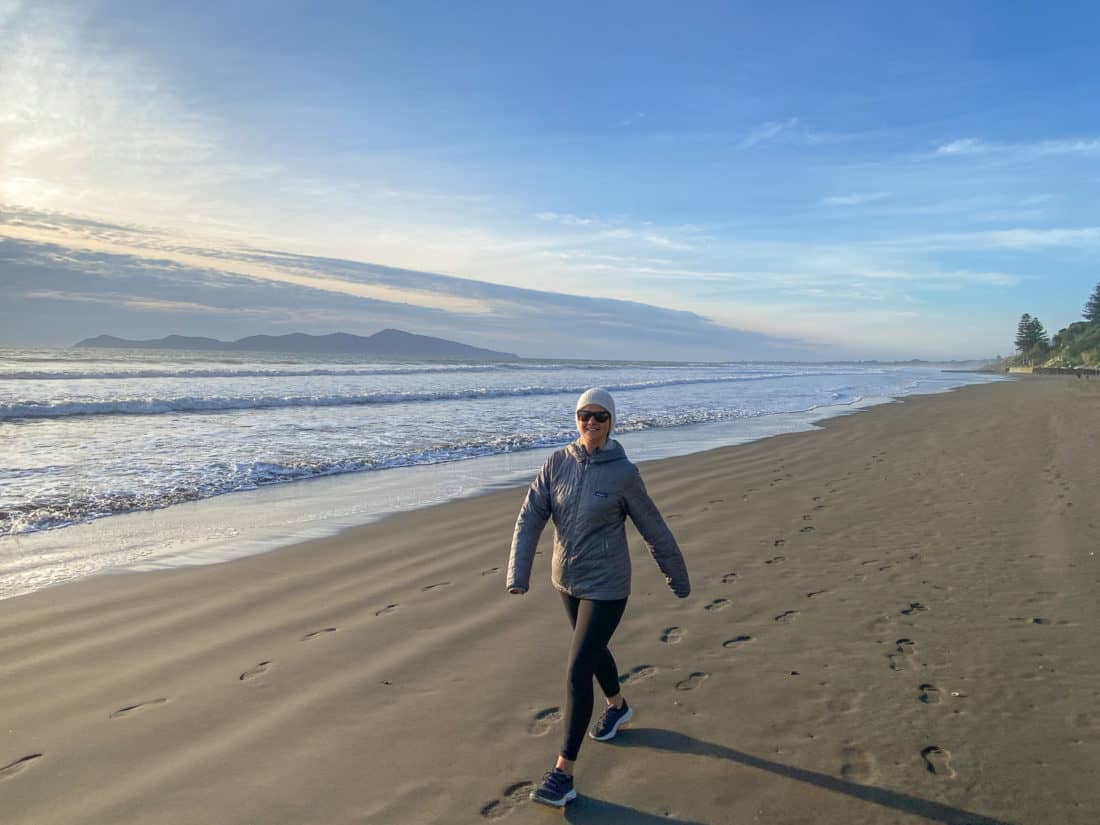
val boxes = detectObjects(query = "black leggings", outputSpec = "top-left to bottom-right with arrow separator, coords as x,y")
559,593 -> 628,761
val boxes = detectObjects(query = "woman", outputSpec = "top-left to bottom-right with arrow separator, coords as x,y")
506,387 -> 690,807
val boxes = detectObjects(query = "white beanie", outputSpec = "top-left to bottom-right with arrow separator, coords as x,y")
575,387 -> 616,432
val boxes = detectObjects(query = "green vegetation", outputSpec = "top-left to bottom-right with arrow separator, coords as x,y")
1005,282 -> 1100,368
1048,322 -> 1100,367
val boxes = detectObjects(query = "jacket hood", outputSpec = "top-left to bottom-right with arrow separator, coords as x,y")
568,438 -> 626,464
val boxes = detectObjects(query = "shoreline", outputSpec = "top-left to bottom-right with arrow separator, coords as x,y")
1,376 -> 1097,824
0,375 -> 1003,602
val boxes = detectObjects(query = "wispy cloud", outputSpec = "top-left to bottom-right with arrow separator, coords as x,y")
848,266 -> 1022,288
535,211 -> 594,226
823,192 -> 891,206
535,212 -> 696,251
641,233 -> 694,251
903,226 -> 1100,251
934,138 -> 986,156
375,187 -> 486,204
1,219 -> 497,315
740,117 -> 800,148
24,290 -> 248,315
934,137 -> 1100,159
0,7 -> 215,214
961,227 -> 1100,250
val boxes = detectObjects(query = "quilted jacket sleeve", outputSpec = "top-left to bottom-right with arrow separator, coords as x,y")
506,458 -> 553,592
623,466 -> 690,597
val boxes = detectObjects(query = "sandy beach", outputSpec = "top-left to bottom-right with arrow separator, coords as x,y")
1,375 -> 1097,825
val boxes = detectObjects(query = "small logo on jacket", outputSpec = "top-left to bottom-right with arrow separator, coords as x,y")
593,491 -> 608,498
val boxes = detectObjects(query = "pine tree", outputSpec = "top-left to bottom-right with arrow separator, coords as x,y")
1085,282 -> 1100,323
1027,316 -> 1048,347
1014,314 -> 1050,365
1014,313 -> 1033,353
1022,317 -> 1050,365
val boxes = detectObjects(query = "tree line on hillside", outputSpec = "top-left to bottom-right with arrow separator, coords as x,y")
1013,282 -> 1100,367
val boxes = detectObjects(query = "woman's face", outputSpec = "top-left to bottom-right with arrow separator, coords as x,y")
576,404 -> 611,452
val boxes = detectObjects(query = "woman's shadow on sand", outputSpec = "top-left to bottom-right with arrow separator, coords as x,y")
560,728 -> 1017,825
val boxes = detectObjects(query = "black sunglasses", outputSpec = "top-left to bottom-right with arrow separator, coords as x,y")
576,410 -> 610,423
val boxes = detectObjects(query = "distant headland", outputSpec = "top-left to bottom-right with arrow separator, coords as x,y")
74,329 -> 520,361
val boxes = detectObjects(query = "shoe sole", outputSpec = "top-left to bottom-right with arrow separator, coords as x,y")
589,704 -> 634,741
530,789 -> 577,807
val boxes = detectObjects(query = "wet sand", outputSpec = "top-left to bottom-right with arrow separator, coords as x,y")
1,376 -> 1098,824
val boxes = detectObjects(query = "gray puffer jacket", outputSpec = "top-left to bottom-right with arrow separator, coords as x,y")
507,438 -> 690,600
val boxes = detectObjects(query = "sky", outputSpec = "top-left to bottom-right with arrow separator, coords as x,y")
2,0 -> 1099,361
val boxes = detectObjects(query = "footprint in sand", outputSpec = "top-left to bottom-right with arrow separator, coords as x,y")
806,589 -> 829,598
0,754 -> 42,780
527,707 -> 562,736
302,627 -> 337,640
240,661 -> 273,681
721,572 -> 738,583
660,626 -> 685,644
773,539 -> 786,547
480,567 -> 499,576
774,610 -> 800,623
765,555 -> 786,565
921,745 -> 955,778
888,638 -> 915,673
421,581 -> 452,592
840,746 -> 878,783
675,671 -> 709,691
703,598 -> 731,612
619,665 -> 658,685
919,684 -> 942,704
722,634 -> 753,649
374,603 -> 399,617
888,638 -> 916,671
708,498 -> 725,504
480,780 -> 536,819
802,514 -> 813,521
901,602 -> 928,615
813,504 -> 825,511
799,526 -> 815,533
110,698 -> 168,719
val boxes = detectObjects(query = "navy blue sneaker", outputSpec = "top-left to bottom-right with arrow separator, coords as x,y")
589,699 -> 633,741
530,769 -> 577,807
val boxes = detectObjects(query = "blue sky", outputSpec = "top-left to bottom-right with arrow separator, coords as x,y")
2,1 -> 1098,359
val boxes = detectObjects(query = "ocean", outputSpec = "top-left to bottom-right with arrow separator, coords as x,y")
0,346 -> 1005,599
